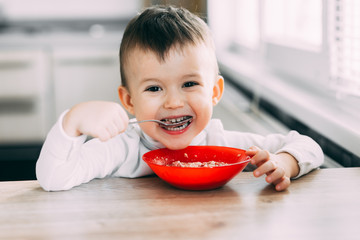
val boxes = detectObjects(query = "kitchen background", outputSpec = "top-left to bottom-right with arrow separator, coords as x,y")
0,0 -> 359,180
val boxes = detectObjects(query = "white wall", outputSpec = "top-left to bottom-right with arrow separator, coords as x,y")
0,0 -> 141,20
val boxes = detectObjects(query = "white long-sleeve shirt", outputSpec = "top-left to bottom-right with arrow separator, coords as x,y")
36,111 -> 324,191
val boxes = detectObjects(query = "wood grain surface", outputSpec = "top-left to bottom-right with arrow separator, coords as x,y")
1,168 -> 360,240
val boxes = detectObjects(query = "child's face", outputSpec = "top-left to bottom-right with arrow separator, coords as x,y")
119,43 -> 223,150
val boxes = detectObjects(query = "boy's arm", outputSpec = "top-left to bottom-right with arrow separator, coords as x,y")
275,152 -> 300,178
245,131 -> 323,191
270,131 -> 324,178
209,120 -> 323,191
36,112 -> 152,191
224,130 -> 324,178
36,101 -> 130,191
247,147 -> 300,191
63,101 -> 129,141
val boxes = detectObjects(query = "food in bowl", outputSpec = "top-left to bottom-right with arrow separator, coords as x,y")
167,160 -> 229,168
142,146 -> 250,190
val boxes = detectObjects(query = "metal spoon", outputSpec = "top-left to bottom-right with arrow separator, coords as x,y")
129,119 -> 191,127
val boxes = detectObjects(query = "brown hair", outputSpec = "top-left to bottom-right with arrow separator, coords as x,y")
119,5 -> 216,88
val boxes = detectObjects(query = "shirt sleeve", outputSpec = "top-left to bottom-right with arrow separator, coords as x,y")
271,131 -> 324,179
208,120 -> 324,179
36,111 -> 150,191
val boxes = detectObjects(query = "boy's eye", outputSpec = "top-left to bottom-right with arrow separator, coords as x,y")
183,81 -> 199,88
145,86 -> 162,92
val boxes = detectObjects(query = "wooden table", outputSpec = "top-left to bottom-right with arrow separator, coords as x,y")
1,168 -> 360,240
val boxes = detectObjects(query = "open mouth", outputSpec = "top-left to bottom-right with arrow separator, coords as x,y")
160,116 -> 193,131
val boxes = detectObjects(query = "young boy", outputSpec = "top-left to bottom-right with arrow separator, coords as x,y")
36,6 -> 323,191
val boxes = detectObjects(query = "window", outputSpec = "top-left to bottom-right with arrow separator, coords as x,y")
208,0 -> 360,159
234,0 -> 259,50
263,0 -> 327,87
264,0 -> 322,51
208,0 -> 360,96
329,0 -> 360,96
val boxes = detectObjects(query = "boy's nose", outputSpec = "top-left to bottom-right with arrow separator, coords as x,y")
163,91 -> 185,109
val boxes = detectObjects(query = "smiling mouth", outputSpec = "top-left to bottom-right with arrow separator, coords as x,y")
160,116 -> 193,131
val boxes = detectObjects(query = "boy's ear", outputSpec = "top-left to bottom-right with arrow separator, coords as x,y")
212,75 -> 224,106
118,86 -> 135,115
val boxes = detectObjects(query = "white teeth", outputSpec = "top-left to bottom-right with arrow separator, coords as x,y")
163,116 -> 190,123
163,122 -> 189,131
161,117 -> 192,131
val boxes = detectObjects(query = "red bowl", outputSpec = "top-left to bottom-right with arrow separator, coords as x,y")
142,146 -> 250,190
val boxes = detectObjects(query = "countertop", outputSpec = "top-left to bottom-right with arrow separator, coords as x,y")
1,168 -> 360,239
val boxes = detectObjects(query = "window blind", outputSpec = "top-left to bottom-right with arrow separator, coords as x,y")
329,0 -> 360,95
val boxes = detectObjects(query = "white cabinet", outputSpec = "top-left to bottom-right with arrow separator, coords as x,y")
52,47 -> 121,117
0,49 -> 50,143
0,36 -> 123,142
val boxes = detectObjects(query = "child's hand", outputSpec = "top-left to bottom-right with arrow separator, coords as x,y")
246,146 -> 300,191
63,101 -> 129,142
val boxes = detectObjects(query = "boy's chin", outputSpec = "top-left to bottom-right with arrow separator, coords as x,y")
162,141 -> 191,150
